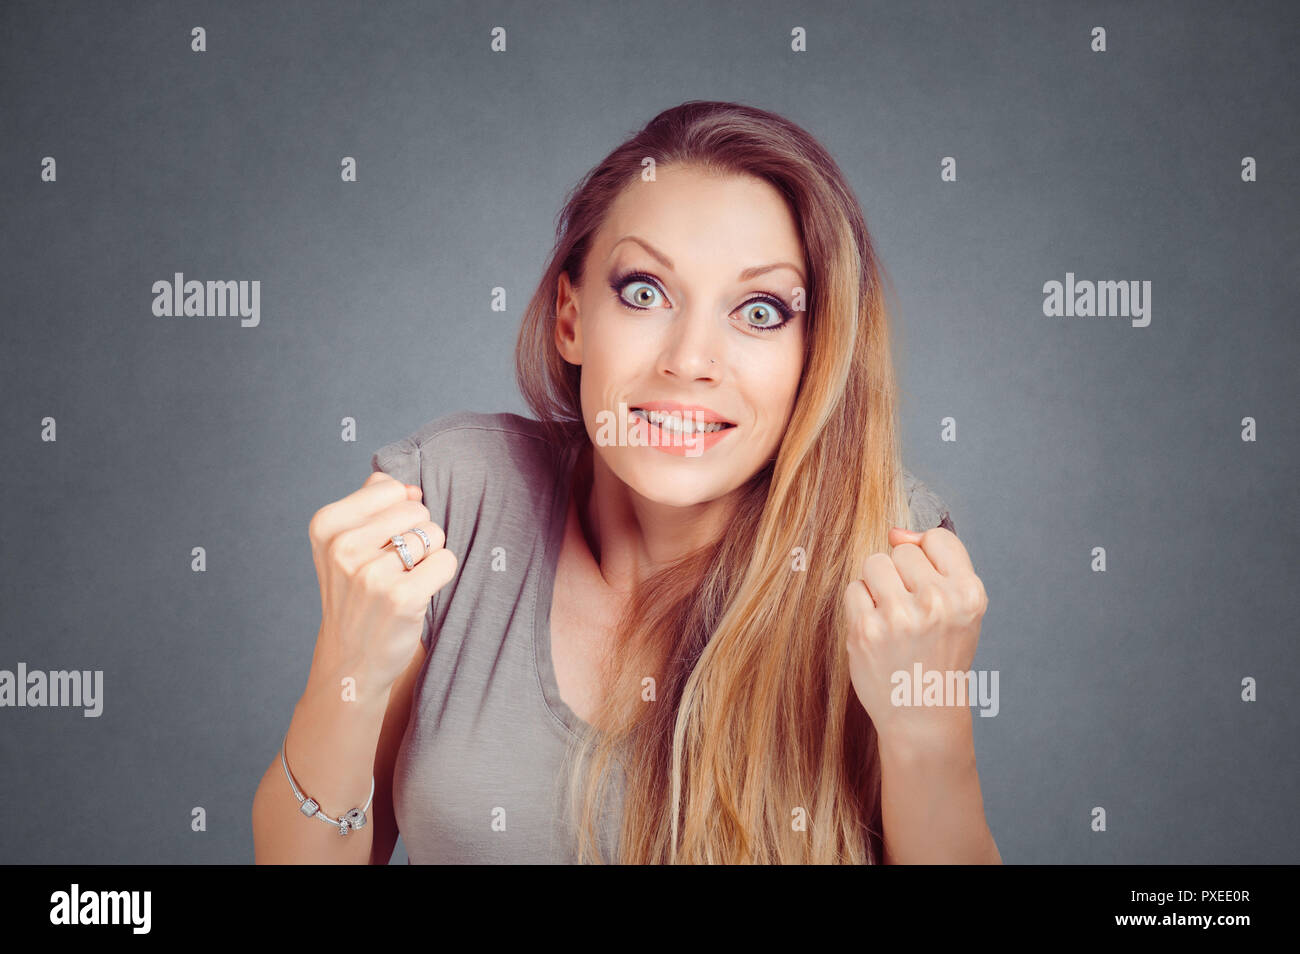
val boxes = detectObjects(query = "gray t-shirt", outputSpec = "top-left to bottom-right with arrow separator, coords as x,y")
370,410 -> 954,864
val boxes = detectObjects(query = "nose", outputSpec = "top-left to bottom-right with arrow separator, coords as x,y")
656,308 -> 723,382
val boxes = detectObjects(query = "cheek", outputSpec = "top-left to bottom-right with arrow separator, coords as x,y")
577,322 -> 631,416
751,340 -> 804,423
586,314 -> 647,382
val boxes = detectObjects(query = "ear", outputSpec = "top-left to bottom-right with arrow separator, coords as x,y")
554,271 -> 582,366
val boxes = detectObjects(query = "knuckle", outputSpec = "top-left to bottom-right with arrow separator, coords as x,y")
436,547 -> 458,580
917,583 -> 947,616
864,552 -> 893,573
307,504 -> 335,546
958,577 -> 986,615
886,603 -> 916,631
402,498 -> 430,521
380,589 -> 410,620
861,614 -> 887,644
386,581 -> 422,619
358,556 -> 389,588
426,522 -> 446,551
842,581 -> 859,608
419,549 -> 455,591
324,534 -> 348,568
846,616 -> 875,650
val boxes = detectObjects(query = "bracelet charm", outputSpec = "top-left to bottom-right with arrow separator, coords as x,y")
279,732 -> 375,838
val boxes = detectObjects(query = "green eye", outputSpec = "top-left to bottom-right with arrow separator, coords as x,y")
742,300 -> 783,329
609,269 -> 795,334
739,296 -> 795,333
619,279 -> 664,308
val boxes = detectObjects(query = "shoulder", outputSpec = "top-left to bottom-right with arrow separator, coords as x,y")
370,411 -> 566,533
371,410 -> 555,485
901,467 -> 956,534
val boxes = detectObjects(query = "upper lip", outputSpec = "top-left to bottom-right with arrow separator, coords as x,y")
629,400 -> 736,425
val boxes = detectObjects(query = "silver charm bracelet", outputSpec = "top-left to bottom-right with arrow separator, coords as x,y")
280,731 -> 374,836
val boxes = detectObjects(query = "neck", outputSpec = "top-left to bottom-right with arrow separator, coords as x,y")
573,443 -> 737,592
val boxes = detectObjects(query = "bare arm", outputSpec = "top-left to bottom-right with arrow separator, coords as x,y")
879,710 -> 1002,864
252,469 -> 454,864
845,524 -> 1000,864
251,638 -> 425,864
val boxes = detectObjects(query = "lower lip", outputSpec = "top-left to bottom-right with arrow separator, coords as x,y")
627,409 -> 736,456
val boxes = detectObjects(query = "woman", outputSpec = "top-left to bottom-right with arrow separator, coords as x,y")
252,100 -> 1000,864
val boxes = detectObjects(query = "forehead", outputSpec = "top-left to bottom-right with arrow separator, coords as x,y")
596,166 -> 806,273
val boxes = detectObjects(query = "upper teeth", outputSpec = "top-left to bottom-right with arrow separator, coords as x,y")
632,408 -> 730,434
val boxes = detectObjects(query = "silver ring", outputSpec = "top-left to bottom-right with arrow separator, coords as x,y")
389,533 -> 415,570
408,526 -> 434,559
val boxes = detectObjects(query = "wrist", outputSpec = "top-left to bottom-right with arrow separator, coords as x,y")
301,658 -> 393,713
877,707 -> 975,766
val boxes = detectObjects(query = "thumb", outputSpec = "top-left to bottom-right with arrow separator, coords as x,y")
889,526 -> 923,546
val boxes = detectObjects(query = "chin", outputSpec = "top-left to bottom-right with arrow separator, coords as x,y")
610,452 -> 737,508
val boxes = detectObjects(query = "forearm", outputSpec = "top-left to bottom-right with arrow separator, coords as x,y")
878,712 -> 1002,864
252,663 -> 391,864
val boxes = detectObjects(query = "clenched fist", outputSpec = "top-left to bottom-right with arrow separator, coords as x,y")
844,525 -> 988,752
306,470 -> 458,695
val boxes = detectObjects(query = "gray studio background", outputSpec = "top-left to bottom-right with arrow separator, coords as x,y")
2,0 -> 1296,864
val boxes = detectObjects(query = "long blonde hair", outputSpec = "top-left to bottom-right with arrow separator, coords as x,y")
514,101 -> 910,863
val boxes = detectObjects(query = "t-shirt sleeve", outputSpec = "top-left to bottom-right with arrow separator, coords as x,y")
904,470 -> 956,534
369,411 -> 553,657
371,435 -> 422,487
369,435 -> 438,651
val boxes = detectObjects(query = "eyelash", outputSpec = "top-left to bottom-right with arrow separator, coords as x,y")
608,269 -> 796,333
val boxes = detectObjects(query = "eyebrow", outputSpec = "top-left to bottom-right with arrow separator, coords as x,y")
610,235 -> 805,285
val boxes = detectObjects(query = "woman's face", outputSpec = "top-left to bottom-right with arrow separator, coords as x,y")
555,163 -> 808,508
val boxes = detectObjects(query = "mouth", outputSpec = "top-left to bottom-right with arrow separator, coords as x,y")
629,406 -> 737,435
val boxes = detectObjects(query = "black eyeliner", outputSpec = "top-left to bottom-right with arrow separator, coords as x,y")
608,268 -> 795,333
